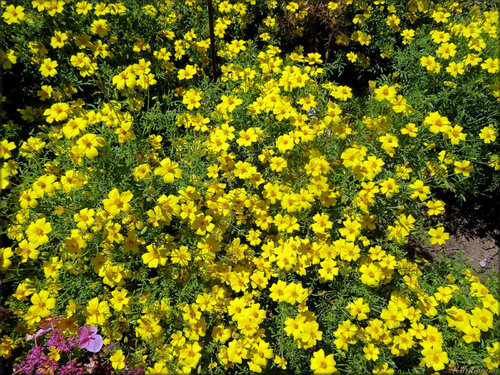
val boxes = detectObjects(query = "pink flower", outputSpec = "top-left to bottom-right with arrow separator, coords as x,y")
77,325 -> 103,353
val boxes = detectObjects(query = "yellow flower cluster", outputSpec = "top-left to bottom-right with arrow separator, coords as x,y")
0,1 -> 499,374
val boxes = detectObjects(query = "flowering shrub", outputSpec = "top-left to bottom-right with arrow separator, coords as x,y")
1,1 -> 499,374
13,322 -> 116,374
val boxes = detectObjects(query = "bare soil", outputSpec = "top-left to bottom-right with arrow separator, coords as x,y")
411,190 -> 500,278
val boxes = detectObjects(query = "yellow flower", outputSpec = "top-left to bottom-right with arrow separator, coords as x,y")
470,307 -> 493,332
379,133 -> 399,156
0,336 -> 16,359
91,19 -> 110,38
112,67 -> 137,90
461,325 -> 481,343
62,117 -> 87,139
33,174 -> 60,198
310,349 -> 336,375
363,343 -> 380,361
423,111 -> 451,134
426,200 -> 445,216
436,42 -> 456,59
154,158 -> 183,183
40,58 -> 58,77
317,253 -> 338,278
45,0 -> 65,16
420,56 -> 441,74
110,288 -> 130,311
84,297 -> 111,326
0,247 -> 14,270
2,5 -> 26,24
347,298 -> 370,320
15,240 -> 40,262
464,53 -> 482,66
431,10 -> 451,23
386,14 -> 400,31
133,163 -> 152,181
374,84 -> 397,102
29,290 -> 56,318
50,31 -> 69,49
481,58 -> 499,74
428,226 -> 449,245
43,102 -> 70,123
275,134 -> 295,153
443,124 -> 466,144
311,213 -> 333,234
142,243 -> 168,268
422,346 -> 449,371
401,29 -> 415,44
346,51 -> 357,62
330,85 -> 353,101
373,362 -> 395,375
338,218 -> 361,242
409,179 -> 430,201
379,178 -> 400,197
479,124 -> 497,143
25,218 -> 52,247
0,139 -> 16,159
76,133 -> 106,158
380,301 -> 405,329
430,30 -> 450,44
178,64 -> 197,80
103,188 -> 133,217
75,1 -> 93,14
48,346 -> 60,361
0,49 -> 17,69
298,320 -> 322,348
453,160 -> 473,176
37,85 -> 53,101
110,349 -> 126,370
217,95 -> 243,113
237,128 -> 259,147
170,246 -> 191,266
445,61 -> 464,77
182,89 -> 202,110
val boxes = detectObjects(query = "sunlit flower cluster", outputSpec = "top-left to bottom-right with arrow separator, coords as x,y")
1,0 -> 498,374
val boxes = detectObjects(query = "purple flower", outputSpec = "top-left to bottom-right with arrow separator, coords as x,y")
36,358 -> 59,375
56,360 -> 84,375
46,329 -> 78,353
77,325 -> 103,353
15,346 -> 44,374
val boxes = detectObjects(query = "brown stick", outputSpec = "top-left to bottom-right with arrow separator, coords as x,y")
207,0 -> 218,81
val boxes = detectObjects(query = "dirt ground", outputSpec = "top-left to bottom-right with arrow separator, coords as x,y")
412,190 -> 500,278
